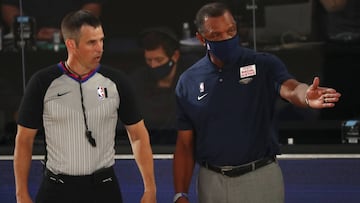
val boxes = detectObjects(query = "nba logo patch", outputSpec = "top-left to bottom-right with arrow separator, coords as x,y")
97,86 -> 107,100
199,82 -> 205,93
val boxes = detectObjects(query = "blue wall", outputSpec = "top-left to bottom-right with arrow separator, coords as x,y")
1,157 -> 360,203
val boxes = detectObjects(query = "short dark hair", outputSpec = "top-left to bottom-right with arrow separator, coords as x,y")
61,10 -> 102,44
138,27 -> 180,57
194,2 -> 232,34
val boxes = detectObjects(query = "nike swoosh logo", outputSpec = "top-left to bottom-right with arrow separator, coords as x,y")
57,91 -> 70,97
197,93 -> 208,101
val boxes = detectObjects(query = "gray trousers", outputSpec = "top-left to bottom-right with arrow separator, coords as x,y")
197,161 -> 284,203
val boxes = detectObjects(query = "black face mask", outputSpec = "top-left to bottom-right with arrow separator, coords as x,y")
205,35 -> 240,64
148,60 -> 175,80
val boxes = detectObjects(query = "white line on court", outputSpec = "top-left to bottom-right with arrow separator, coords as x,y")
1,154 -> 360,160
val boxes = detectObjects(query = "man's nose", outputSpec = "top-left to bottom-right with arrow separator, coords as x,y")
147,60 -> 159,68
96,41 -> 103,52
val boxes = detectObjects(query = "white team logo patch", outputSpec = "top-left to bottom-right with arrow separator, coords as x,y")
239,64 -> 256,84
97,86 -> 107,100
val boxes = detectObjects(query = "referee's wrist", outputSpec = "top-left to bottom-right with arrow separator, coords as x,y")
173,192 -> 188,202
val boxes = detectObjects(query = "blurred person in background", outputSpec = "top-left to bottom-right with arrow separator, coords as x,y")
129,26 -> 200,145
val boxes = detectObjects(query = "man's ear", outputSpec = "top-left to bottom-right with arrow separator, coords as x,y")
65,39 -> 76,50
196,32 -> 206,46
172,50 -> 180,62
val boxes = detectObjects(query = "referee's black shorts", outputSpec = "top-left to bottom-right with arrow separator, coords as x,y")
35,166 -> 123,203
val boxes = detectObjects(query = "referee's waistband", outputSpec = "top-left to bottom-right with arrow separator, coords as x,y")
199,156 -> 276,177
44,166 -> 115,184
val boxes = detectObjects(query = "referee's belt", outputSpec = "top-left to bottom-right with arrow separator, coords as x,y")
200,156 -> 276,177
44,166 -> 115,184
